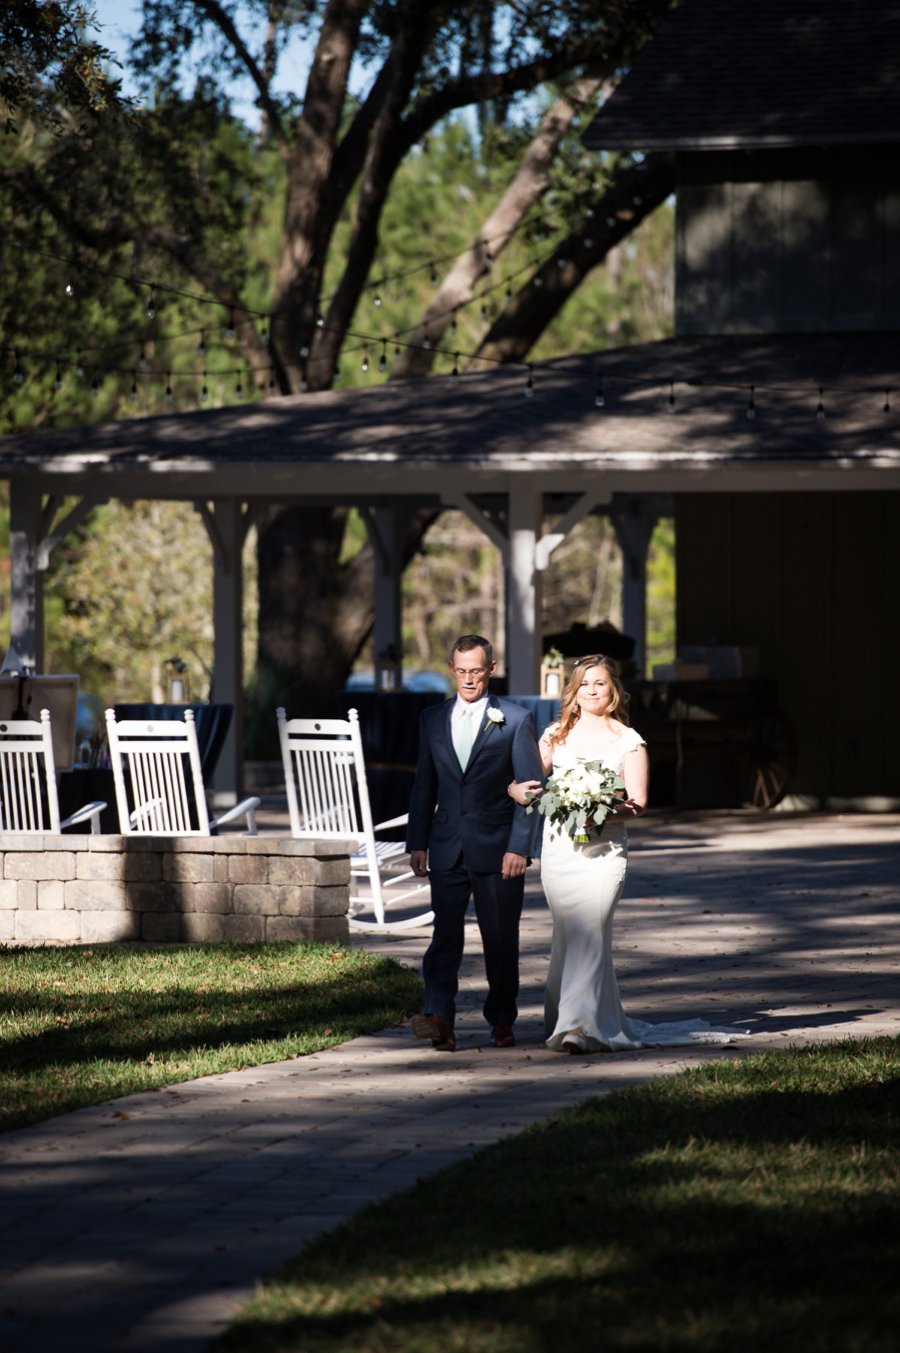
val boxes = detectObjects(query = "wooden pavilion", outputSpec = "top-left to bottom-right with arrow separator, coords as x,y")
2,0 -> 899,809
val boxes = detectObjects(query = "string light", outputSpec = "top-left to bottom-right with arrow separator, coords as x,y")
816,387 -> 826,421
525,364 -> 535,398
164,373 -> 173,403
361,347 -> 370,372
129,372 -> 138,400
667,382 -> 676,413
451,354 -> 459,383
146,288 -> 157,320
12,353 -> 24,386
225,307 -> 236,339
883,389 -> 891,415
746,385 -> 756,419
378,343 -> 387,374
200,372 -> 209,403
594,375 -> 605,409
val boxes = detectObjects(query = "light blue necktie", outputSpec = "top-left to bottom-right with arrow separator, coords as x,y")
456,706 -> 475,770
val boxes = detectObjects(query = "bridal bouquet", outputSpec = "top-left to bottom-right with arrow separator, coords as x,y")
526,758 -> 626,843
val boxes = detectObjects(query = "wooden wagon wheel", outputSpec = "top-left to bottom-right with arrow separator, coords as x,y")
740,709 -> 796,810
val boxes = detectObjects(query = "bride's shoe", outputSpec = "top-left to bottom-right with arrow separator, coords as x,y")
561,1028 -> 588,1055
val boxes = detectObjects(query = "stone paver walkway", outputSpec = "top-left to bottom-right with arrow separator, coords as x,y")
0,812 -> 897,1352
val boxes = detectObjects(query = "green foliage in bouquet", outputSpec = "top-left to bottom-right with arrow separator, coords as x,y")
526,758 -> 626,843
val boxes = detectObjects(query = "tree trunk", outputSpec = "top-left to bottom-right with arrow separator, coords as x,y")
391,75 -> 605,380
474,153 -> 675,364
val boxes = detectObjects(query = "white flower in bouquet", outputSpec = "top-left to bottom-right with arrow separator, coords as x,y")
525,758 -> 626,843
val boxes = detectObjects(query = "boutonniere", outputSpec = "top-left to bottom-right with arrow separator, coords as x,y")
484,708 -> 505,734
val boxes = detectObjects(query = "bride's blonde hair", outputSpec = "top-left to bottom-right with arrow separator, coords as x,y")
548,654 -> 630,747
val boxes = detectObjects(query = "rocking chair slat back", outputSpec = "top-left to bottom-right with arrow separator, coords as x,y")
0,709 -> 105,836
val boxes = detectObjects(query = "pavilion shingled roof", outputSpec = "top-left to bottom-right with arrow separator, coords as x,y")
584,0 -> 900,151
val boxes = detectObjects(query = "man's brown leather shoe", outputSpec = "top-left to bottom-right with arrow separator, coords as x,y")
410,1012 -> 456,1052
489,1025 -> 516,1048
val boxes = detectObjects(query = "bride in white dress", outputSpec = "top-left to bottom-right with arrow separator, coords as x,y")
510,655 -> 747,1054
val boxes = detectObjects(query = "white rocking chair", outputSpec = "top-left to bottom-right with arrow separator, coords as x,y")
0,709 -> 105,834
276,706 -> 433,932
105,708 -> 260,835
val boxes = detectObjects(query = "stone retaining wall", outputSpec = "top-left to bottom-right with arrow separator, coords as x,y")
0,834 -> 352,946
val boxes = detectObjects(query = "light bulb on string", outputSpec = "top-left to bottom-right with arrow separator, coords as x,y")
197,331 -> 206,357
137,345 -> 147,371
505,281 -> 513,302
225,307 -> 236,339
374,293 -> 382,308
300,363 -> 309,393
75,353 -> 85,379
315,312 -> 324,328
450,310 -> 458,334
533,274 -> 543,288
883,389 -> 892,415
130,371 -> 138,401
584,236 -> 594,250
667,382 -> 676,413
267,368 -> 276,394
200,371 -> 209,403
746,385 -> 756,420
235,373 -> 244,400
525,364 -> 535,398
422,325 -> 431,350
65,281 -> 75,298
451,354 -> 459,384
480,301 -> 489,321
378,343 -> 387,374
146,288 -> 157,320
361,347 -> 370,372
430,262 -> 438,286
299,343 -> 309,359
54,368 -> 63,392
90,370 -> 100,397
594,375 -> 605,409
164,373 -> 173,403
816,388 -> 826,421
12,353 -> 24,386
484,250 -> 494,272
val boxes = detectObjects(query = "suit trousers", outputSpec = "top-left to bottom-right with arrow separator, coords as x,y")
422,858 -> 525,1028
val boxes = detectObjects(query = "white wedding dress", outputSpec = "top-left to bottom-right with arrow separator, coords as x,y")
542,727 -> 748,1052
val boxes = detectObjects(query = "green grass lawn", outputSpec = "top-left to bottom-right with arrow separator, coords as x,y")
0,941 -> 422,1133
215,1036 -> 900,1353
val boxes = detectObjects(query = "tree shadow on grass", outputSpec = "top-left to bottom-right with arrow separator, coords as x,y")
215,1040 -> 900,1353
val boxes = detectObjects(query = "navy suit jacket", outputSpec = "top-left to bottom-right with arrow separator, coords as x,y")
406,695 -> 544,873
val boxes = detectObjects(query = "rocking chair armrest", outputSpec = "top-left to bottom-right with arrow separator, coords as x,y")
373,812 -> 409,833
211,796 -> 261,836
60,801 -> 107,835
130,797 -> 166,829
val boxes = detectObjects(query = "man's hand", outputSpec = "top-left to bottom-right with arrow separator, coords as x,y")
501,852 -> 528,879
410,849 -> 429,878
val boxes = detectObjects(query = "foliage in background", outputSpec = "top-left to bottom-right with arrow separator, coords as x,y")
0,2 -> 678,720
645,515 -> 676,673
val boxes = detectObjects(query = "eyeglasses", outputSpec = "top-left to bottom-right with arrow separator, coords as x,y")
452,666 -> 488,678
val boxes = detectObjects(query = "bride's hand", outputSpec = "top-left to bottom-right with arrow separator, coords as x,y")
508,778 -> 543,806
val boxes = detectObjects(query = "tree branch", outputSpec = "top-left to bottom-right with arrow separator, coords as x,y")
391,74 -> 606,379
472,153 -> 675,365
190,0 -> 287,145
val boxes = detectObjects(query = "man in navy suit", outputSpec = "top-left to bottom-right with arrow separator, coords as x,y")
406,634 -> 544,1052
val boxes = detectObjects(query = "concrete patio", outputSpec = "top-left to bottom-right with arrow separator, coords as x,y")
0,810 -> 897,1352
